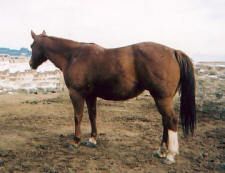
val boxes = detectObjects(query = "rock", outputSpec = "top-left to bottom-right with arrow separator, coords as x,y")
59,134 -> 65,138
43,164 -> 58,173
39,144 -> 48,150
63,143 -> 77,151
0,159 -> 4,166
220,163 -> 225,170
0,150 -> 9,157
202,152 -> 208,158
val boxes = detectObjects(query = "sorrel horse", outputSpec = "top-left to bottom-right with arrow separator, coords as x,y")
29,30 -> 196,164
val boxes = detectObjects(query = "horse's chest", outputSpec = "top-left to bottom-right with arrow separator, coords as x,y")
64,69 -> 88,90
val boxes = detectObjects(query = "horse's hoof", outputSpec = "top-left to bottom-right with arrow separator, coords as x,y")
81,141 -> 97,148
153,150 -> 167,158
73,143 -> 80,148
64,142 -> 79,150
162,158 -> 176,165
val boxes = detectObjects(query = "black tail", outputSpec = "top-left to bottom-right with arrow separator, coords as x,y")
175,50 -> 196,136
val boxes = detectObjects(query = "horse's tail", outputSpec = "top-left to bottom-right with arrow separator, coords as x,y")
174,50 -> 196,136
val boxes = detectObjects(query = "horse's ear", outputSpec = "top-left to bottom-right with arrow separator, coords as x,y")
31,30 -> 36,39
42,30 -> 46,36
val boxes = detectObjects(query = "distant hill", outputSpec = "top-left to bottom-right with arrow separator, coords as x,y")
0,47 -> 31,57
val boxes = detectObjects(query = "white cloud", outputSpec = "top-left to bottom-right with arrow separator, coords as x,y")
0,0 -> 224,61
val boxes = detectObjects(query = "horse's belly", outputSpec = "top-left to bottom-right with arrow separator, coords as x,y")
94,86 -> 144,101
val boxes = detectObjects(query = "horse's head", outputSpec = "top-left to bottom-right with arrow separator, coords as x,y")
29,30 -> 47,69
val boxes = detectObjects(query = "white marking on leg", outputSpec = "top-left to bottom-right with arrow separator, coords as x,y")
165,130 -> 179,163
168,130 -> 179,154
88,137 -> 97,145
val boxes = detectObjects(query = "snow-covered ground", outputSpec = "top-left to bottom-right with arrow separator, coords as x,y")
0,60 -> 57,73
0,57 -> 63,93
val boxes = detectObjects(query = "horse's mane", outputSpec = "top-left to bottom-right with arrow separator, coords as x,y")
41,35 -> 80,52
44,35 -> 79,44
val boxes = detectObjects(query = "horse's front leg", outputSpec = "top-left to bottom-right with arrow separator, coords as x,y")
83,96 -> 97,147
69,89 -> 84,147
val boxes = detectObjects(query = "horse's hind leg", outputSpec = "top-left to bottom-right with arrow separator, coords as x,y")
154,97 -> 179,164
154,120 -> 168,158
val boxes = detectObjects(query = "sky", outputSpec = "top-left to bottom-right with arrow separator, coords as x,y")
0,0 -> 225,61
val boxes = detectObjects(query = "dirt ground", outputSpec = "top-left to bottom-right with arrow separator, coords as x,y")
0,92 -> 224,173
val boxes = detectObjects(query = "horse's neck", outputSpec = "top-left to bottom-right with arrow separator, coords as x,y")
47,53 -> 67,71
43,37 -> 80,71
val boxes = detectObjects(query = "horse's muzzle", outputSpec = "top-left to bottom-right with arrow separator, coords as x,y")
29,60 -> 35,69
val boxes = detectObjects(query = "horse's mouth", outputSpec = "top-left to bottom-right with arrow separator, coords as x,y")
29,60 -> 37,69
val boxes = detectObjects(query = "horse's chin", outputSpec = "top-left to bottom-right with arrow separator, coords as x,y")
30,66 -> 38,70
29,64 -> 37,70
29,61 -> 38,70
29,63 -> 39,70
